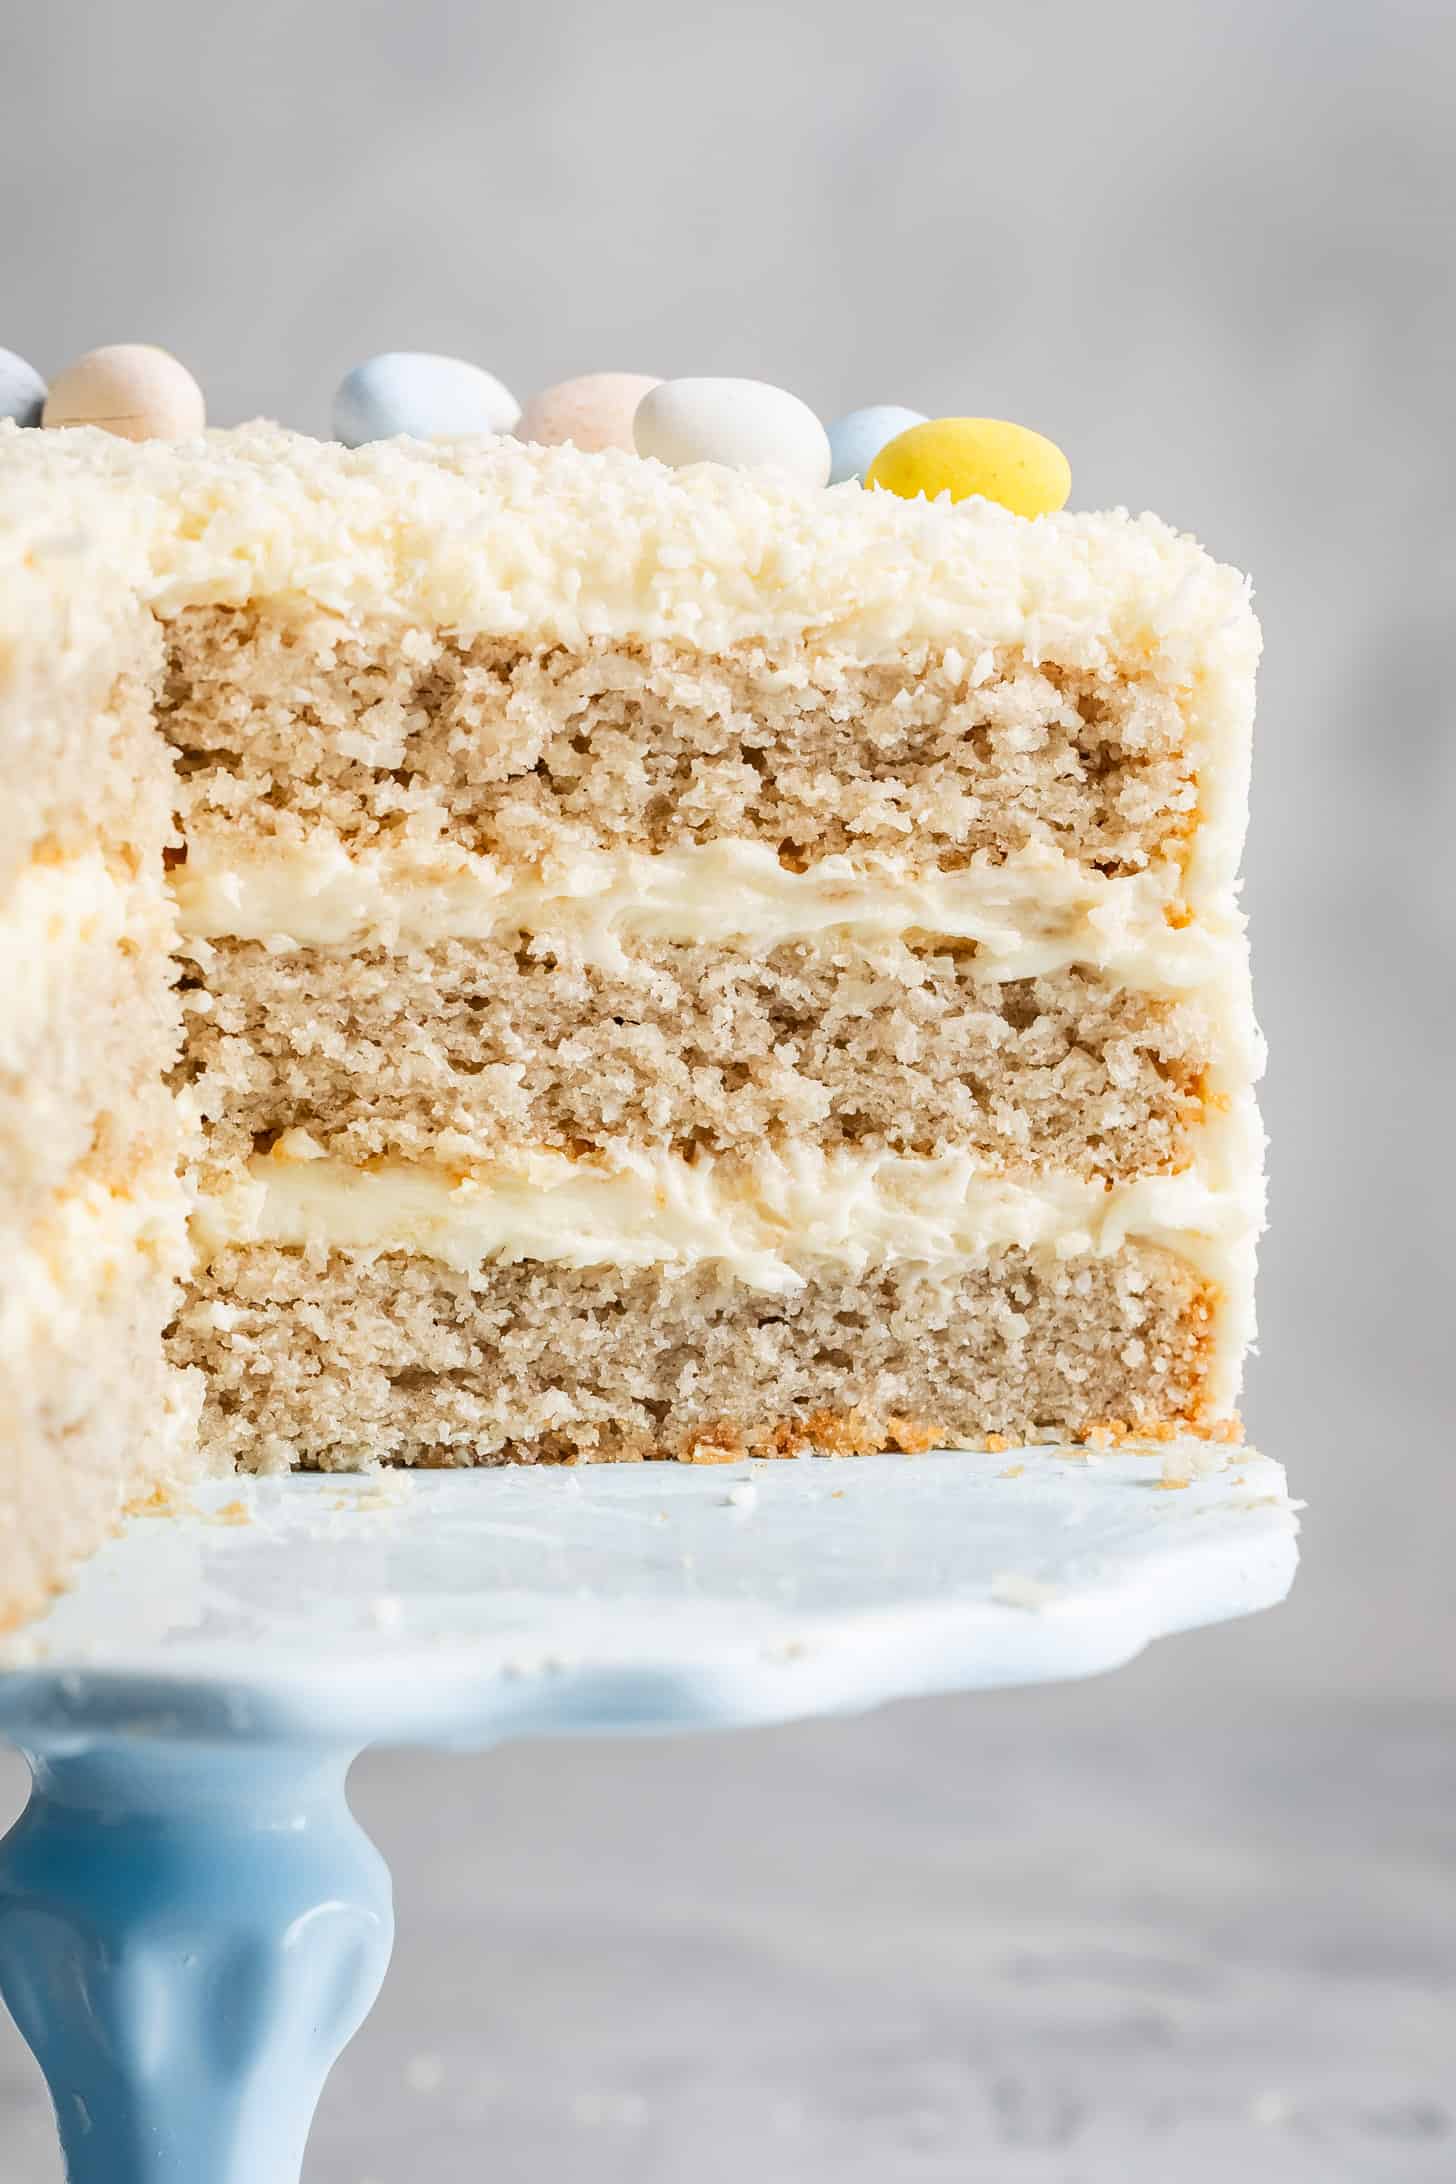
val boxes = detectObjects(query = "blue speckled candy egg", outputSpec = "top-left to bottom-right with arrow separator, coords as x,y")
634,378 -> 831,486
826,404 -> 927,486
332,354 -> 520,447
0,348 -> 47,427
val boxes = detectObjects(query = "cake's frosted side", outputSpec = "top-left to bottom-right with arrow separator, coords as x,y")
0,542 -> 194,1626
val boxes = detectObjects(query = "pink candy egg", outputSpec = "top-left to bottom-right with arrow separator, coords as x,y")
515,373 -> 661,454
43,344 -> 205,441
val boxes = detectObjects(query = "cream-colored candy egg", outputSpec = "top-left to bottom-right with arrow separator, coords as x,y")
634,377 -> 831,486
515,372 -> 662,453
42,344 -> 205,442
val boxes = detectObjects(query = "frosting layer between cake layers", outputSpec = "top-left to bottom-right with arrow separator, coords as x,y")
171,835 -> 1244,995
195,1133 -> 1259,1291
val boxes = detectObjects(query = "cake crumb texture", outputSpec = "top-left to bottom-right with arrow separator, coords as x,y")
162,612 -> 1203,880
179,936 -> 1213,1183
171,1246 -> 1223,1473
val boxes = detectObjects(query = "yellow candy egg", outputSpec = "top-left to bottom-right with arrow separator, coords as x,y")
43,344 -> 205,442
865,417 -> 1070,517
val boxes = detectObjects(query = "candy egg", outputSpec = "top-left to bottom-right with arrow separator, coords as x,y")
866,418 -> 1071,517
634,378 -> 832,486
826,404 -> 926,486
0,348 -> 46,427
333,353 -> 519,447
42,344 -> 205,441
515,372 -> 662,454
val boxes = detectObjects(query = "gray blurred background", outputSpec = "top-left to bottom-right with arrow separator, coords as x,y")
2,0 -> 1452,2175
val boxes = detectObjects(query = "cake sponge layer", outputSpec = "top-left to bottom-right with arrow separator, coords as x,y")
162,614 -> 1200,881
179,936 -> 1213,1182
171,1245 -> 1219,1471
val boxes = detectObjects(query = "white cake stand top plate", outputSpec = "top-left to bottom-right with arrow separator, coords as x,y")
0,1446 -> 1298,1751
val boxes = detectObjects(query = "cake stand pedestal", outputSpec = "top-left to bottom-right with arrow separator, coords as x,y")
0,1446 -> 1297,2183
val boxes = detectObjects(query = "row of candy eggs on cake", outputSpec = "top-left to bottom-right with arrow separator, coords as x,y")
0,342 -> 1070,516
337,355 -> 1073,515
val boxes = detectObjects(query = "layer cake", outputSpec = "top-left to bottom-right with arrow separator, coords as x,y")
0,419 -> 1263,1540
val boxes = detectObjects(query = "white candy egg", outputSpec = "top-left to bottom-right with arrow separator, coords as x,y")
633,378 -> 831,486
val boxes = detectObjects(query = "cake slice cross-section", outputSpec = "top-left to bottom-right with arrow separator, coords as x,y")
0,420 -> 1264,1478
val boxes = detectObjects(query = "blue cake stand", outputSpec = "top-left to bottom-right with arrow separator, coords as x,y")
0,1445 -> 1297,2182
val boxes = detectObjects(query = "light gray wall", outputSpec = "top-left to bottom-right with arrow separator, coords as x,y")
3,0 -> 1452,1698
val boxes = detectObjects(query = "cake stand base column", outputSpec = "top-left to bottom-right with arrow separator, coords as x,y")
0,1733 -> 393,2184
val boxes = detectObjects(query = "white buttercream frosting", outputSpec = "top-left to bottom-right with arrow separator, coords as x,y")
0,421 -> 1256,669
194,1136 -> 1256,1287
1,851 -> 168,1063
1,1164 -> 189,1362
170,831 -> 1244,998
